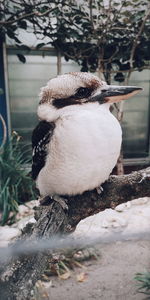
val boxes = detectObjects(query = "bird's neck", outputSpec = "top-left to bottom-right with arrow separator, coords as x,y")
38,102 -> 111,123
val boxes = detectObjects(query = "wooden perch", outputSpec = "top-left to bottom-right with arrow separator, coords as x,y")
0,167 -> 150,300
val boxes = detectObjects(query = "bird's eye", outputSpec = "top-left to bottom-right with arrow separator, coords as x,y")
76,87 -> 92,98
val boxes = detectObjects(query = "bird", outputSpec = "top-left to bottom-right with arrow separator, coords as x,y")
32,72 -> 142,203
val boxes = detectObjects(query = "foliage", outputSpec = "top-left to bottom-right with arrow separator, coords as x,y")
135,272 -> 150,296
40,247 -> 99,282
0,132 -> 37,225
0,0 -> 149,83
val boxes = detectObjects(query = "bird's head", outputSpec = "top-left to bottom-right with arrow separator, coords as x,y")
37,72 -> 142,122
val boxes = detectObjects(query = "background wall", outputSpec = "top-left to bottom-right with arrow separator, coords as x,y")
6,50 -> 150,161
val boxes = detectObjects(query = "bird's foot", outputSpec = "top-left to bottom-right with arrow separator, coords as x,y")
53,195 -> 68,211
39,195 -> 68,210
96,186 -> 103,195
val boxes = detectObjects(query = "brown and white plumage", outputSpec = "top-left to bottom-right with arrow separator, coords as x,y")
32,72 -> 142,197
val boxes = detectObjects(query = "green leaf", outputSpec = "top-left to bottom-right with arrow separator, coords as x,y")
36,43 -> 46,49
6,28 -> 21,43
17,54 -> 26,63
114,72 -> 125,82
13,36 -> 21,44
18,20 -> 27,29
6,28 -> 15,39
135,272 -> 150,295
0,133 -> 37,225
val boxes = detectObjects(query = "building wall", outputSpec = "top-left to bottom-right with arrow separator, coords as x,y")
4,48 -> 150,164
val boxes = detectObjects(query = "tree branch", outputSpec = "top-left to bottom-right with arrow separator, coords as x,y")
0,167 -> 150,299
0,8 -> 57,25
128,3 -> 150,73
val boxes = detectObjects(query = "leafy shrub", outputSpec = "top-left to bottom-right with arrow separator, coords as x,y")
0,132 -> 37,225
135,272 -> 150,296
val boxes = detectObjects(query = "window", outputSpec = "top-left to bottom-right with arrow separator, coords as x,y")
122,70 -> 150,159
7,50 -> 150,162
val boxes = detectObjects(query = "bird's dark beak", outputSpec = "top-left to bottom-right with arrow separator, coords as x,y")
91,86 -> 143,104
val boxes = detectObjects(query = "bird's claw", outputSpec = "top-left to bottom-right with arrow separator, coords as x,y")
53,195 -> 68,211
39,195 -> 68,211
96,186 -> 103,195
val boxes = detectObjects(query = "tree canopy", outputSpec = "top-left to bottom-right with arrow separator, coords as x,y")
0,0 -> 150,83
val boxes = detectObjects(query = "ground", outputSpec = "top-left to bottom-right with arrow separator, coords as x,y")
0,197 -> 150,299
35,240 -> 150,300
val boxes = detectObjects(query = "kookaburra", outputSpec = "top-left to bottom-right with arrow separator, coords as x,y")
32,72 -> 142,199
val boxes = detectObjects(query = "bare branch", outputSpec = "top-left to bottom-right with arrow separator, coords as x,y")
127,3 -> 150,78
0,7 -> 57,25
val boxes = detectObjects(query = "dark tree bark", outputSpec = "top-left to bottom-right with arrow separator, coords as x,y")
0,167 -> 150,300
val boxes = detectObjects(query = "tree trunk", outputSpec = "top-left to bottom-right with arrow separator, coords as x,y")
0,167 -> 150,299
116,150 -> 124,175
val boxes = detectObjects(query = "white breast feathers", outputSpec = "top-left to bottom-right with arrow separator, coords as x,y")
36,103 -> 122,196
